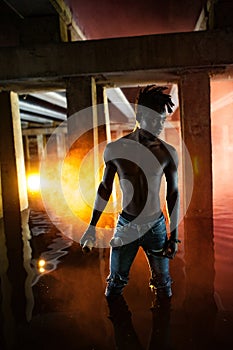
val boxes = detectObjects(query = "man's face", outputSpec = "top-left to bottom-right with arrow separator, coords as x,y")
140,109 -> 166,136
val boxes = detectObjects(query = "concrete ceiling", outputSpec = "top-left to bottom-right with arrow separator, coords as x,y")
64,0 -> 206,39
1,0 -> 57,17
2,0 -> 207,39
1,0 -> 208,127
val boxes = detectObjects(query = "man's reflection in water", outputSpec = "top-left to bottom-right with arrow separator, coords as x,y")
106,295 -> 143,350
106,295 -> 171,350
149,298 -> 171,350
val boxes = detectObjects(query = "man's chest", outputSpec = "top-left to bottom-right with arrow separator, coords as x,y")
109,138 -> 170,176
112,151 -> 168,178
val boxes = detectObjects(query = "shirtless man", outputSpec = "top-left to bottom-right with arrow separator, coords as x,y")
80,85 -> 180,302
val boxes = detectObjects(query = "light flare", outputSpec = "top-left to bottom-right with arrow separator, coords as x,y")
38,259 -> 46,267
27,173 -> 40,192
38,259 -> 46,274
61,146 -> 120,227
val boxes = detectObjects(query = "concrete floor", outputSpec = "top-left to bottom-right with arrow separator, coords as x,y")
1,209 -> 232,350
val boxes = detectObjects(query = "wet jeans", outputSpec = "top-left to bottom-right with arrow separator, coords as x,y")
105,213 -> 172,299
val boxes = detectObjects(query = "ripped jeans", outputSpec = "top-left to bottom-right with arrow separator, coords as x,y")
105,213 -> 172,299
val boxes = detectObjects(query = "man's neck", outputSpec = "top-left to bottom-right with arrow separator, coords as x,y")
138,128 -> 159,142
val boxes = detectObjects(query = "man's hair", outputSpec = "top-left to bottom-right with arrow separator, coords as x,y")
136,85 -> 174,117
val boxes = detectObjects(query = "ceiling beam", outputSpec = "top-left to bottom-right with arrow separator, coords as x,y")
19,100 -> 66,120
20,113 -> 54,125
29,91 -> 67,108
0,29 -> 232,90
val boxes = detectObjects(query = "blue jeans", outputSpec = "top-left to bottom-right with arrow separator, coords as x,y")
105,213 -> 172,298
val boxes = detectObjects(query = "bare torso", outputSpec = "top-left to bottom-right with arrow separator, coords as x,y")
104,128 -> 175,220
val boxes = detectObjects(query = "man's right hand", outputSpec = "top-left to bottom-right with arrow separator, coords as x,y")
80,226 -> 96,253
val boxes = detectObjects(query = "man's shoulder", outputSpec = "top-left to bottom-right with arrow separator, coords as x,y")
103,139 -> 122,162
160,139 -> 179,167
105,132 -> 135,148
160,139 -> 177,154
104,132 -> 135,162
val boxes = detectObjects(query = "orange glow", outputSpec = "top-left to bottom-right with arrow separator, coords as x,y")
27,173 -> 40,192
38,259 -> 46,274
61,144 -> 119,227
38,259 -> 46,267
38,139 -> 119,244
38,130 -> 181,245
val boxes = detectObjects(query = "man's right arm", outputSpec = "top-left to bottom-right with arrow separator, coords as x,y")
80,151 -> 117,248
89,161 -> 117,226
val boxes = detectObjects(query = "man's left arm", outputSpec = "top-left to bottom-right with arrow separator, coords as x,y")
164,148 -> 180,258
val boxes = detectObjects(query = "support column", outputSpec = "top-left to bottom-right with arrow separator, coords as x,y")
56,133 -> 66,159
96,84 -> 109,182
23,135 -> 30,163
179,72 -> 213,218
102,86 -> 112,144
0,92 -> 27,327
65,77 -> 106,299
66,76 -> 99,184
37,134 -> 45,160
178,72 -> 216,316
66,76 -> 95,145
92,79 -> 100,187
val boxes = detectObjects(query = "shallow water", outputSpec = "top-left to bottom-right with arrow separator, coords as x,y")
0,186 -> 232,349
11,143 -> 231,349
3,195 -> 225,350
1,139 -> 233,348
213,195 -> 233,311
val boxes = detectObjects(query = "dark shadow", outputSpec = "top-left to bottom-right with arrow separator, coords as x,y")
149,299 -> 172,350
106,295 -> 172,350
106,295 -> 143,350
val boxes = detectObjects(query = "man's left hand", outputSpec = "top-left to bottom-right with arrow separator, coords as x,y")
162,239 -> 181,259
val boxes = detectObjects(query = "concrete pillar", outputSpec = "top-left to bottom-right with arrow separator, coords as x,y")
92,80 -> 100,187
23,135 -> 30,163
11,93 -> 28,211
66,76 -> 95,143
178,72 -> 216,315
95,85 -> 112,183
102,86 -> 112,143
66,76 -> 98,183
179,72 -> 213,218
0,91 -> 27,326
37,134 -> 45,160
96,85 -> 106,142
65,77 -> 108,291
56,133 -> 67,159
